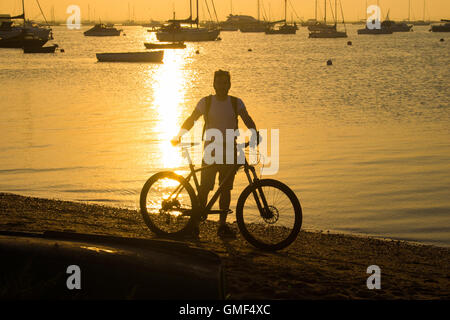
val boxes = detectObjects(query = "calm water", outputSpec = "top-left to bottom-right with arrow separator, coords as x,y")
1,25 -> 449,247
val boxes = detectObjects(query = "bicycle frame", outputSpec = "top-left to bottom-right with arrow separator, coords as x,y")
169,145 -> 271,217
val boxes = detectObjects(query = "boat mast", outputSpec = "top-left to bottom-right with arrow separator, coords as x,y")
315,0 -> 317,21
22,0 -> 26,22
190,0 -> 193,27
258,0 -> 260,22
196,0 -> 199,28
324,0 -> 326,24
335,0 -> 337,25
408,0 -> 411,22
423,0 -> 425,21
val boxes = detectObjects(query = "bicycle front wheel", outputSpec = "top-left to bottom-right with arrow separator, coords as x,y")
140,171 -> 198,237
236,179 -> 302,251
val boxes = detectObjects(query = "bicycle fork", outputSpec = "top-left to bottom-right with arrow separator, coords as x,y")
244,165 -> 272,220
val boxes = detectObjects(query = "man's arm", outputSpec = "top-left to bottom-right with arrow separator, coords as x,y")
239,108 -> 260,146
171,108 -> 202,145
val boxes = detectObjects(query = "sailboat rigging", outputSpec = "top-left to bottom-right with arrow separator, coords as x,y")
156,0 -> 220,42
0,0 -> 53,48
265,0 -> 297,34
308,0 -> 347,38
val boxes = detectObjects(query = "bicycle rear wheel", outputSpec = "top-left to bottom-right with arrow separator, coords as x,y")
236,179 -> 302,251
140,171 -> 198,237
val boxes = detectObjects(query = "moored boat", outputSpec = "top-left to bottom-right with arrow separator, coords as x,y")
144,42 -> 186,49
265,0 -> 297,35
430,20 -> 450,32
0,2 -> 53,49
156,0 -> 220,42
23,44 -> 58,53
96,51 -> 164,63
84,24 -> 122,36
308,0 -> 347,38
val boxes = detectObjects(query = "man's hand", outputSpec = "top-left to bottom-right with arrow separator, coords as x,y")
171,136 -> 181,146
250,130 -> 261,147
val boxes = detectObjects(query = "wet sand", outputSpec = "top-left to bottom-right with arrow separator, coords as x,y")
0,192 -> 449,300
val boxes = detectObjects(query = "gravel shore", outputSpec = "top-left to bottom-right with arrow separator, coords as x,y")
1,192 -> 449,299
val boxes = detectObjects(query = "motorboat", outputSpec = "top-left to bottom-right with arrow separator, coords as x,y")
239,0 -> 267,33
84,24 -> 122,36
96,51 -> 164,63
430,20 -> 450,32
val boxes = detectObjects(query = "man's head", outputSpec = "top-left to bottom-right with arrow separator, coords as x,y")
213,70 -> 231,98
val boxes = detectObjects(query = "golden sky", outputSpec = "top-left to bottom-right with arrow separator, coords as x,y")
1,0 -> 449,22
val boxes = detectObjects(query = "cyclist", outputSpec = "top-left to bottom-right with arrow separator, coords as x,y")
172,70 -> 258,239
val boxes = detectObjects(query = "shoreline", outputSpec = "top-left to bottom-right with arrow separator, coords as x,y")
1,192 -> 449,299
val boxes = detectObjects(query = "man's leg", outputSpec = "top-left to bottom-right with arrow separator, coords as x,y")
219,189 -> 231,226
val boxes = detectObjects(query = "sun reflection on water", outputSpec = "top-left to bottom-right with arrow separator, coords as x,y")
151,50 -> 188,169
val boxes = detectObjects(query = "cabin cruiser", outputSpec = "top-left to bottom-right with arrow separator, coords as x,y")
430,20 -> 450,32
84,24 -> 122,36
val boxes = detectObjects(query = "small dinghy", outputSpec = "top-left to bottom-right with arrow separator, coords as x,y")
144,42 -> 186,49
96,51 -> 164,63
23,44 -> 58,53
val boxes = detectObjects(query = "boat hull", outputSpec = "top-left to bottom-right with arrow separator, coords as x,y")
24,44 -> 58,53
84,30 -> 121,36
430,25 -> 450,32
308,24 -> 337,32
265,25 -> 297,34
309,31 -> 348,38
0,34 -> 48,48
156,29 -> 220,42
0,26 -> 51,48
357,28 -> 393,34
144,42 -> 186,49
96,51 -> 164,63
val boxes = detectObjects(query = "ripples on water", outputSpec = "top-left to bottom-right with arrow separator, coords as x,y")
0,25 -> 449,246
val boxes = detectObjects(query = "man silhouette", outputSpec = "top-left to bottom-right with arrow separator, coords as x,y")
172,70 -> 258,239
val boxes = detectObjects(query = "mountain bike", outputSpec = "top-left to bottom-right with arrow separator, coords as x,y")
140,142 -> 302,251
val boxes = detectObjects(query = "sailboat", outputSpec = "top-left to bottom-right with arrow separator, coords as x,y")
309,0 -> 347,38
265,0 -> 297,34
0,0 -> 52,48
156,0 -> 220,42
307,0 -> 336,31
381,10 -> 413,32
239,0 -> 267,33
